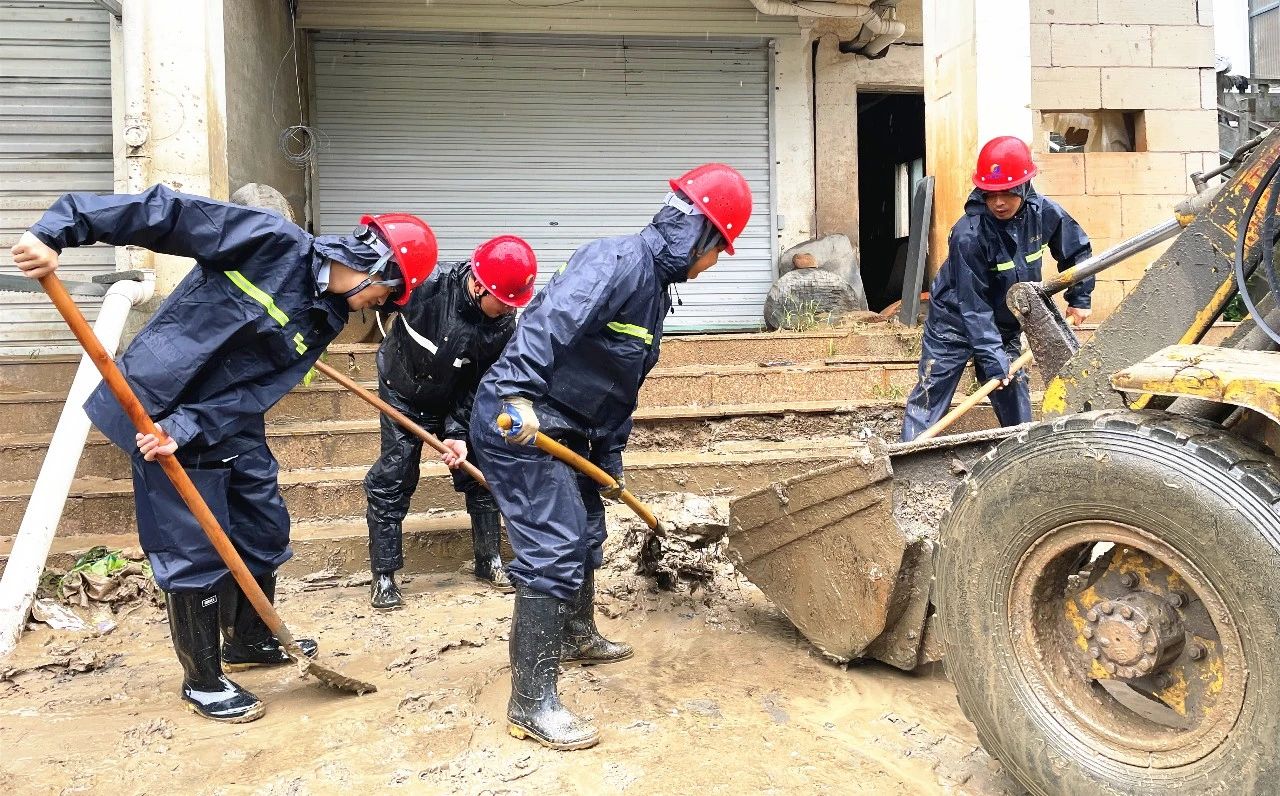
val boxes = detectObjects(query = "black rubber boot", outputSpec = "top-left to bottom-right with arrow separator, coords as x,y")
166,590 -> 264,723
507,587 -> 599,750
219,573 -> 318,671
562,569 -> 633,666
471,509 -> 514,592
370,571 -> 404,610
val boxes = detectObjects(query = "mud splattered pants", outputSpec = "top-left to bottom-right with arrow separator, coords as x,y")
901,326 -> 1030,442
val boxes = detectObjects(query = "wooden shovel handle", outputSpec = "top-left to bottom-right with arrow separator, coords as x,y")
496,413 -> 663,534
915,350 -> 1035,442
37,273 -> 297,648
311,360 -> 488,487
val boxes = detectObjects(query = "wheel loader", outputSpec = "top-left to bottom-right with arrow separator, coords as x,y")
727,129 -> 1280,794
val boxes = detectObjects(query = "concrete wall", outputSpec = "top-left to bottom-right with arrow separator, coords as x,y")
223,0 -> 307,222
925,0 -> 1216,324
1030,0 -> 1217,321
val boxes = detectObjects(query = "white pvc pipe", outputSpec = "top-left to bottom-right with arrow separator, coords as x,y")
748,0 -> 875,19
0,276 -> 154,660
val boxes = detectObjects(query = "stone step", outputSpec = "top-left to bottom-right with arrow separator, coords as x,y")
0,329 -> 926,399
0,512 -> 484,578
0,438 -> 866,537
0,398 -> 1004,485
0,359 -> 933,430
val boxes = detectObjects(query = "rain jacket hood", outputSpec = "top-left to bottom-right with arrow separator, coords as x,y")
312,233 -> 385,274
642,204 -> 708,286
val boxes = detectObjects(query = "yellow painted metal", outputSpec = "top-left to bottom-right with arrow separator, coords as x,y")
1111,344 -> 1280,424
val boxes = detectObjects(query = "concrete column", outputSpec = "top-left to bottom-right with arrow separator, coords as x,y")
814,35 -> 861,255
923,0 -> 1032,275
118,0 -> 229,297
773,31 -> 817,255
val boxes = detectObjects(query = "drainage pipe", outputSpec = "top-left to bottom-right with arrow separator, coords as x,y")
0,275 -> 154,660
746,0 -> 905,57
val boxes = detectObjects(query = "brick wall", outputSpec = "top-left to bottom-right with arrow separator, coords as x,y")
1029,0 -> 1217,321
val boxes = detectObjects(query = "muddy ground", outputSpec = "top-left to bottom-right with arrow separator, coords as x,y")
1,527 -> 1024,796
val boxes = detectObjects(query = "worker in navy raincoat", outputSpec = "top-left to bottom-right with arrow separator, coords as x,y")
901,136 -> 1093,442
469,164 -> 753,751
10,184 -> 438,723
363,235 -> 537,609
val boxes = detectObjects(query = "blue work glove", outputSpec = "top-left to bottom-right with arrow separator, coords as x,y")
499,396 -> 540,445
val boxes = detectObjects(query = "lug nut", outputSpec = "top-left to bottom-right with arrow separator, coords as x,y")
1086,609 -> 1099,623
1168,591 -> 1186,609
1119,605 -> 1134,620
1144,640 -> 1158,655
1189,643 -> 1207,661
1136,620 -> 1150,634
1098,637 -> 1111,648
1083,627 -> 1094,639
1138,659 -> 1154,673
1104,661 -> 1117,675
1120,573 -> 1137,589
1099,602 -> 1114,615
1090,646 -> 1101,659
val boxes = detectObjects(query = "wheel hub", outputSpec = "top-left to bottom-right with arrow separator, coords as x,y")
1086,591 -> 1185,679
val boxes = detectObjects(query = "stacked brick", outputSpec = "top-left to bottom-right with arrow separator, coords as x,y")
1029,0 -> 1218,321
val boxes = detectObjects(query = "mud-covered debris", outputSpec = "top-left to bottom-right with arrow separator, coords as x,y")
31,599 -> 87,631
58,547 -> 159,609
2,646 -> 121,681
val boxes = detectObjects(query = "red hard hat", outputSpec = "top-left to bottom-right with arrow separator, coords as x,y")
472,235 -> 538,308
360,213 -> 439,306
668,163 -> 752,255
972,136 -> 1038,192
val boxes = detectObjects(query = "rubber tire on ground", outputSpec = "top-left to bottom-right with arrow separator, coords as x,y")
937,409 -> 1280,795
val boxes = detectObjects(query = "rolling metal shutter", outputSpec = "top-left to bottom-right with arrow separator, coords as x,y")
0,0 -> 114,354
312,34 -> 774,331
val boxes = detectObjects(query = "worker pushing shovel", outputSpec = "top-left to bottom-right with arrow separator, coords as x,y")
362,235 -> 537,609
469,163 -> 754,750
10,185 -> 438,723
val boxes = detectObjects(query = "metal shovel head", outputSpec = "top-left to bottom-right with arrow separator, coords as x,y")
287,643 -> 378,695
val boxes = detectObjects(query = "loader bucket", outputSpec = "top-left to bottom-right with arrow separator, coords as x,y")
727,425 -> 1031,670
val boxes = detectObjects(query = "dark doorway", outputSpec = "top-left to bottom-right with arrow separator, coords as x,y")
857,92 -> 926,311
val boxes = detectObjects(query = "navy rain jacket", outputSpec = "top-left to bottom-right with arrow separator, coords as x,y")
926,186 -> 1093,378
481,204 -> 705,475
376,260 -> 516,440
29,184 -> 372,461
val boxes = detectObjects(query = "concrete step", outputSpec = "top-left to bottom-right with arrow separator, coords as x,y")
0,512 -> 483,578
0,438 -> 867,537
0,359 -> 933,430
0,398 -> 1006,485
0,329 -> 926,400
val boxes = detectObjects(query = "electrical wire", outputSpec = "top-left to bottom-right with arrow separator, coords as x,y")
1232,151 -> 1280,345
272,0 -> 321,168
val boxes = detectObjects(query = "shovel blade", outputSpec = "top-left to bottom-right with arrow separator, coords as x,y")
287,643 -> 378,695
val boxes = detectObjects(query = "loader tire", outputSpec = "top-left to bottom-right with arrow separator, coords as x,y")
937,409 -> 1280,795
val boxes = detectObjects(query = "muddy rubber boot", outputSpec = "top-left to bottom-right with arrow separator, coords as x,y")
507,587 -> 599,750
562,569 -> 633,666
166,591 -> 264,723
471,509 -> 514,593
219,573 -> 318,671
370,571 -> 404,610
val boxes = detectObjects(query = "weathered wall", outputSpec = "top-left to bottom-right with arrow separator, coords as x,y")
223,0 -> 307,222
774,32 -> 818,253
116,0 -> 230,297
1030,0 -> 1217,321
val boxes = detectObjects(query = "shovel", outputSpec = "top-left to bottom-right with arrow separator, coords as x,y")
311,360 -> 488,487
37,273 -> 377,695
914,350 -> 1034,442
496,413 -> 667,564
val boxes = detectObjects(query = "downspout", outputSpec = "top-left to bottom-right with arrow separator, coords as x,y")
0,276 -> 155,660
748,0 -> 906,58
